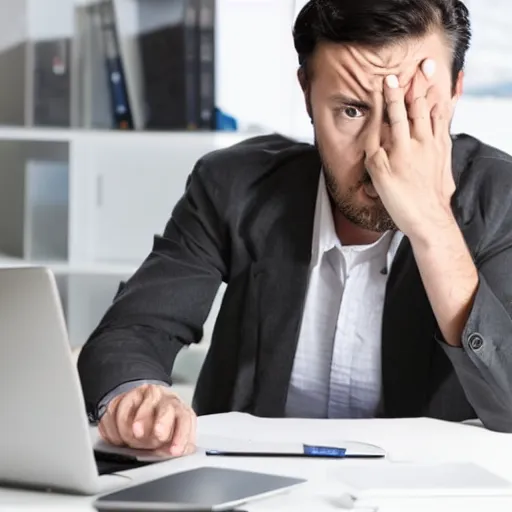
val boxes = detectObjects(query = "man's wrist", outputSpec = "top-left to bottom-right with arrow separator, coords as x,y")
408,206 -> 458,250
95,379 -> 171,421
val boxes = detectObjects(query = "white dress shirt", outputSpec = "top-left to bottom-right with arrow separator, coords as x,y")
285,172 -> 404,419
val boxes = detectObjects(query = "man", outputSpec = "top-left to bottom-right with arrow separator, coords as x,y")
78,0 -> 512,457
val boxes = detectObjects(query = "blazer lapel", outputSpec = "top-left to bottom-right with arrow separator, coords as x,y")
249,151 -> 321,417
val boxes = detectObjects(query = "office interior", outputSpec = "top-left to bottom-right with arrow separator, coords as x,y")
0,0 -> 510,409
1,0 -> 512,510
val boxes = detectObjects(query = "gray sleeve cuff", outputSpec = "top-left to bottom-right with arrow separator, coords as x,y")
95,379 -> 171,422
438,341 -> 512,432
434,273 -> 512,432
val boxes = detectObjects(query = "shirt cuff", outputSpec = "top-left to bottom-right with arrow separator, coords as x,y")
95,379 -> 171,422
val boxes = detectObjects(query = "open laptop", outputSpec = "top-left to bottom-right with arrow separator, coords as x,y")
0,266 -> 142,495
0,266 -> 307,505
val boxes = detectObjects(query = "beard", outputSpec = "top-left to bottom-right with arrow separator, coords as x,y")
323,163 -> 396,233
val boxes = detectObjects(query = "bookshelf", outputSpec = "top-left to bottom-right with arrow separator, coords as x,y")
0,128 -> 246,359
0,128 -> 251,270
0,0 -> 258,396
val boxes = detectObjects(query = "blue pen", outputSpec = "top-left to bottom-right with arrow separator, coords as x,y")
205,444 -> 384,459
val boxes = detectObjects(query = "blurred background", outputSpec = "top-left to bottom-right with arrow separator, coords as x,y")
0,0 -> 509,403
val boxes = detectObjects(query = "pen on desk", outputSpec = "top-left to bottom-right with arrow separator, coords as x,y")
205,450 -> 384,459
206,443 -> 384,459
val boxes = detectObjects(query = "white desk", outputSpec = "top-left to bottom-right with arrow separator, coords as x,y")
1,413 -> 512,512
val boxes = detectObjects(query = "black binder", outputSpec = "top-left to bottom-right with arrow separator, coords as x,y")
197,0 -> 215,130
138,0 -> 201,130
32,38 -> 71,127
96,0 -> 134,130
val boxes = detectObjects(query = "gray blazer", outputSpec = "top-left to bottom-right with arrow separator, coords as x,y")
77,133 -> 512,432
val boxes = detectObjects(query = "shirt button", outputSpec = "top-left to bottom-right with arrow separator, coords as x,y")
468,333 -> 484,351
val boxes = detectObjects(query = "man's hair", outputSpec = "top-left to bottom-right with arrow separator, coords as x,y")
293,0 -> 471,87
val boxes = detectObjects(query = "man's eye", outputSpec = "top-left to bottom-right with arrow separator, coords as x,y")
342,106 -> 364,119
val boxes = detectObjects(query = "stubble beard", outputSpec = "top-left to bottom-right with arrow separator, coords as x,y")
323,164 -> 396,233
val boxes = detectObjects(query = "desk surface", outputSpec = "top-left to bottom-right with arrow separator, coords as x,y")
1,414 -> 512,512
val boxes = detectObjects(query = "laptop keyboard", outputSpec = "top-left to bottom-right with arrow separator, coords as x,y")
94,450 -> 154,475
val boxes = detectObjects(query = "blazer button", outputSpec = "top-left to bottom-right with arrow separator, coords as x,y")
468,333 -> 484,351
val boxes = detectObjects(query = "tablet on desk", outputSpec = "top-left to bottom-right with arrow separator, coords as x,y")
94,466 -> 306,511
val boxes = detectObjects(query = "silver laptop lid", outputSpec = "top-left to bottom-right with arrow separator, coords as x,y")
0,267 -> 100,494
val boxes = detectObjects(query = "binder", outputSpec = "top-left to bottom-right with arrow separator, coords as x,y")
73,2 -> 113,129
96,0 -> 134,130
31,38 -> 72,127
197,0 -> 215,130
138,0 -> 200,130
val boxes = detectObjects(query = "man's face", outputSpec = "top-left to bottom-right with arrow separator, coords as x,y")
300,32 -> 463,233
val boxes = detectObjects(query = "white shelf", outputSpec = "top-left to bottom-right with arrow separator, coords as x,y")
0,122 -> 232,353
0,254 -> 139,275
0,125 -> 262,267
0,126 -> 258,145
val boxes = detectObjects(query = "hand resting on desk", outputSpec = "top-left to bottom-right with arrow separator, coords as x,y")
98,383 -> 197,456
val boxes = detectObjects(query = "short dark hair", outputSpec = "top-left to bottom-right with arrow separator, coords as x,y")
293,0 -> 471,87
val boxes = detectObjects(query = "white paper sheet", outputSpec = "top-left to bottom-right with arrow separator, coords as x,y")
196,413 -> 512,480
336,462 -> 512,498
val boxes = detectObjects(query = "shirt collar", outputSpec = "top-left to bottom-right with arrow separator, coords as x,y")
311,171 -> 404,270
311,171 -> 340,266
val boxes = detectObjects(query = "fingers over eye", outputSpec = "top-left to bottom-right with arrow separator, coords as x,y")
406,66 -> 433,141
431,101 -> 453,140
383,75 -> 410,149
421,58 -> 436,81
365,88 -> 384,159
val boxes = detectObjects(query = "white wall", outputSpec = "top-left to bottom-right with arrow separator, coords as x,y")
215,0 -> 299,134
27,0 -> 74,40
462,0 -> 512,95
0,0 -> 27,49
215,0 -> 512,156
452,97 -> 512,155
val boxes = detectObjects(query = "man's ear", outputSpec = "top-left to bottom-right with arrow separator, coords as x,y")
298,66 -> 313,120
452,70 -> 464,107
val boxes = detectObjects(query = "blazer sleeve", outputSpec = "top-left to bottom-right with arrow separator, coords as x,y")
439,160 -> 512,433
77,157 -> 228,421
